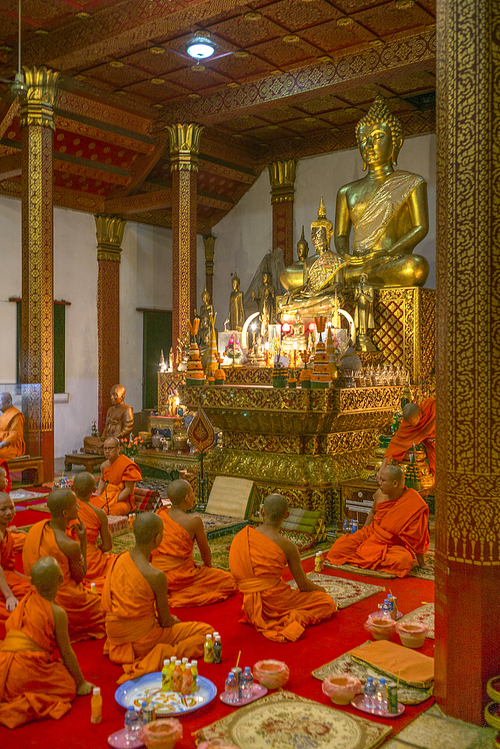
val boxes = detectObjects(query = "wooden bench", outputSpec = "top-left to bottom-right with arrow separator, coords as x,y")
8,456 -> 44,487
64,452 -> 106,474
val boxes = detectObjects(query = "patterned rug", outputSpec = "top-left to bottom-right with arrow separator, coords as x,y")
324,550 -> 435,581
399,603 -> 435,639
312,641 -> 433,705
194,690 -> 392,749
288,572 -> 384,610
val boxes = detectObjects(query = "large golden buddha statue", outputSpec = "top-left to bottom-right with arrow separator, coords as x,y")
335,94 -> 429,287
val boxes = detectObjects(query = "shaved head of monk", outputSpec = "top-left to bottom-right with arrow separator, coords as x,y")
0,491 -> 15,526
0,466 -> 7,491
402,402 -> 421,426
47,488 -> 78,519
378,465 -> 405,499
30,556 -> 64,598
134,511 -> 163,546
167,479 -> 192,506
72,471 -> 96,499
263,494 -> 289,524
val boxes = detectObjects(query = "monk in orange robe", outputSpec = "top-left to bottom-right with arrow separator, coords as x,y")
229,494 -> 336,642
151,479 -> 236,607
0,556 -> 93,729
0,392 -> 25,460
0,492 -> 30,623
23,488 -> 106,641
327,465 -> 430,578
379,398 -> 435,476
0,461 -> 12,492
92,437 -> 142,516
102,512 -> 214,684
70,471 -> 112,594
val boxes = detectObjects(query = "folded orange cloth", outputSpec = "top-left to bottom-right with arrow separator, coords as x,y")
349,640 -> 434,687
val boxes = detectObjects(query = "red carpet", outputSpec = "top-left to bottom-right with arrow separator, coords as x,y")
0,555 -> 434,747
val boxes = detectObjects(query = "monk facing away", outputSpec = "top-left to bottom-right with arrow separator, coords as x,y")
92,436 -> 142,516
379,398 -> 435,477
70,471 -> 112,594
102,512 -> 214,684
151,479 -> 237,607
327,465 -> 430,578
0,556 -> 93,729
0,491 -> 30,623
22,488 -> 106,641
229,494 -> 336,642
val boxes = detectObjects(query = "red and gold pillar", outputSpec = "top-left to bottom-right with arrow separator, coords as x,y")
20,66 -> 59,480
268,159 -> 296,267
203,234 -> 216,303
95,215 -> 126,432
167,124 -> 203,357
434,0 -> 500,724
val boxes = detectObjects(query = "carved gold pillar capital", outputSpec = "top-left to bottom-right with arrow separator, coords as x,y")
203,234 -> 216,273
166,123 -> 204,172
95,214 -> 126,261
19,66 -> 60,131
268,159 -> 297,203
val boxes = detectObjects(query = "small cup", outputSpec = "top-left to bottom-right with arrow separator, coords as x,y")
396,620 -> 429,648
138,718 -> 183,749
253,660 -> 289,690
322,673 -> 362,705
364,614 -> 397,640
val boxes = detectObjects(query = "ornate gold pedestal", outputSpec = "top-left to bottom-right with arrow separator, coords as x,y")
178,384 -> 404,523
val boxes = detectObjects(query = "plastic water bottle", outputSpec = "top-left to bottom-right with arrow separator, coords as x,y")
348,518 -> 353,532
343,518 -> 349,533
375,678 -> 387,712
381,599 -> 392,620
225,672 -> 239,704
124,708 -> 141,739
351,519 -> 358,533
241,666 -> 254,699
213,634 -> 222,664
363,677 -> 376,712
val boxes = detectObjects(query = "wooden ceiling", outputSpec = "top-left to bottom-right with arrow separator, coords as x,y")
0,0 -> 436,232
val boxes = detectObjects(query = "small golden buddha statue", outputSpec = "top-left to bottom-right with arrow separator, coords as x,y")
228,269 -> 245,331
354,272 -> 376,352
280,226 -> 309,292
252,268 -> 276,337
335,94 -> 429,287
197,286 -> 216,349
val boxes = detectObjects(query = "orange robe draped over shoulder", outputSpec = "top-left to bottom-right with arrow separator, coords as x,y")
0,529 -> 30,623
0,406 -> 25,460
92,454 -> 142,516
229,526 -> 336,643
385,398 -> 435,474
327,487 -> 430,578
73,499 -> 113,594
22,520 -> 105,641
101,552 -> 213,684
0,588 -> 76,729
150,508 -> 236,607
0,459 -> 12,492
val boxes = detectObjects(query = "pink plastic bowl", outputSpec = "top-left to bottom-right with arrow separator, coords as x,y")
396,620 -> 429,648
322,673 -> 362,705
138,718 -> 183,749
253,660 -> 290,689
197,742 -> 239,749
364,614 -> 397,640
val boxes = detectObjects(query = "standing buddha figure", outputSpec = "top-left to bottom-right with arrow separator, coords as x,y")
228,270 -> 245,331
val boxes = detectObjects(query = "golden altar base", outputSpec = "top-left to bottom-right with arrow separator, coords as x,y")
178,383 -> 405,523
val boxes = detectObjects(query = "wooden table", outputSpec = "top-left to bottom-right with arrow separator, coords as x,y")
338,477 -> 379,529
64,452 -> 106,474
8,456 -> 44,486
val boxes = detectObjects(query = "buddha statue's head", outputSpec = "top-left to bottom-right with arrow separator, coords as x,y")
356,94 -> 403,170
110,384 -> 125,405
262,269 -> 272,286
201,286 -> 211,306
232,270 -> 240,291
297,226 -> 309,263
311,197 -> 333,255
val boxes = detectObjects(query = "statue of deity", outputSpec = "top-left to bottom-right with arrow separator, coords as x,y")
247,334 -> 267,367
354,273 -> 376,351
252,268 -> 276,337
335,94 -> 429,287
228,270 -> 245,331
280,226 -> 309,292
83,384 -> 134,454
197,286 -> 215,349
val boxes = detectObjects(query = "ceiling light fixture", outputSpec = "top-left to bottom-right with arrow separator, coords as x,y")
187,35 -> 216,60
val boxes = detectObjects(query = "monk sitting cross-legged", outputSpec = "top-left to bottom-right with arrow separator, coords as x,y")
0,556 -> 94,729
91,437 -> 142,516
70,471 -> 112,594
229,494 -> 336,642
151,479 -> 236,607
22,488 -> 106,641
379,398 -> 435,477
327,465 -> 430,578
102,512 -> 214,684
0,491 -> 30,623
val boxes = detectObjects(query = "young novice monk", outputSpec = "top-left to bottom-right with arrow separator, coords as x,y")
0,491 -> 30,623
23,488 -> 106,641
151,479 -> 236,607
229,494 -> 336,642
102,511 -> 214,684
71,471 -> 112,593
0,556 -> 93,729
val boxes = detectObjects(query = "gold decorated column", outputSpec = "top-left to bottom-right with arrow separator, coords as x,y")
95,215 -> 126,432
268,159 -> 296,267
435,0 -> 500,724
203,234 -> 216,303
20,66 -> 59,481
167,124 -> 203,359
